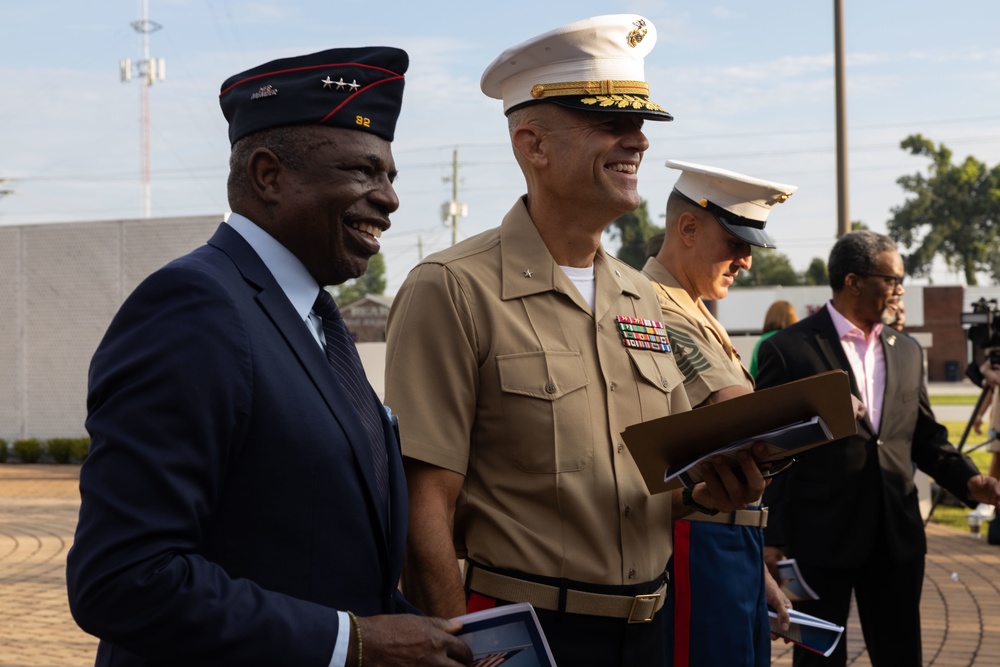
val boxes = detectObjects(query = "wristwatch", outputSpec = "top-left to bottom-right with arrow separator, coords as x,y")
682,487 -> 719,516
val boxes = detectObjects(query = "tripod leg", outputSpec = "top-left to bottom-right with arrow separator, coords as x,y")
924,385 -> 992,526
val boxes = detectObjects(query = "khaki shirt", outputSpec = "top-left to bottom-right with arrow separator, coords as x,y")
641,258 -> 753,407
386,199 -> 690,586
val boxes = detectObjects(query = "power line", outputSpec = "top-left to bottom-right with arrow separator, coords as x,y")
6,121 -> 1000,187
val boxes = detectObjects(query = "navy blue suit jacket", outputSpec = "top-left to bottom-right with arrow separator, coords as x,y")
67,224 -> 411,666
756,306 -> 978,568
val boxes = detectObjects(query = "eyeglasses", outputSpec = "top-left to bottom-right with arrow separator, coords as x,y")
760,457 -> 795,479
859,273 -> 905,291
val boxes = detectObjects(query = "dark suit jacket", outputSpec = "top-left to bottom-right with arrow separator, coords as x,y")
756,305 -> 977,568
66,224 -> 411,666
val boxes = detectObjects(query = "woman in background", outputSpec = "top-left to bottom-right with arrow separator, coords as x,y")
749,300 -> 798,379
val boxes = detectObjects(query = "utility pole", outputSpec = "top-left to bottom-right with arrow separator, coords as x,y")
834,0 -> 849,237
441,147 -> 468,246
120,0 -> 165,219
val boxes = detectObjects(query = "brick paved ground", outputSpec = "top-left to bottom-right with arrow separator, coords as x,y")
0,465 -> 96,666
769,521 -> 1000,666
2,463 -> 1000,666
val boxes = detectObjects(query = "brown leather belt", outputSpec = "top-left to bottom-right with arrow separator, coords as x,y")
467,566 -> 667,623
684,507 -> 768,528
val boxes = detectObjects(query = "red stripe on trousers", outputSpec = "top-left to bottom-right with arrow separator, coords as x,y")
674,520 -> 692,667
466,592 -> 497,614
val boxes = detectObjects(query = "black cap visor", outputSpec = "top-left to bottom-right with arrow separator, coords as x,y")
508,96 -> 673,121
714,212 -> 777,248
674,188 -> 776,248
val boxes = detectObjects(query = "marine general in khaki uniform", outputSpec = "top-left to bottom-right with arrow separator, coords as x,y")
385,16 -> 767,667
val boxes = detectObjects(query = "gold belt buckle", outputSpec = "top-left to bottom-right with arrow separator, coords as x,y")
627,593 -> 661,623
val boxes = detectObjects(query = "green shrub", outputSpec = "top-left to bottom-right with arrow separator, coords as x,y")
71,438 -> 91,463
44,437 -> 90,464
12,438 -> 44,463
0,439 -> 7,463
46,438 -> 75,464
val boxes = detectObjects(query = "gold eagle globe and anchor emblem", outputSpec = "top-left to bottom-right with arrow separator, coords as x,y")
627,19 -> 647,48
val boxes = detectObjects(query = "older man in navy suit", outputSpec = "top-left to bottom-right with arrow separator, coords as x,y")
756,230 -> 1000,667
66,48 -> 472,667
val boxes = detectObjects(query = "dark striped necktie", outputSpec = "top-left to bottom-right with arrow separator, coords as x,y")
313,290 -> 389,504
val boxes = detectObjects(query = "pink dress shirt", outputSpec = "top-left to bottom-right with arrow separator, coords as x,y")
827,302 -> 886,433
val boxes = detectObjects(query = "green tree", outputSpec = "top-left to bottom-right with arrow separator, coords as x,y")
734,248 -> 801,287
606,199 -> 661,270
851,220 -> 869,231
888,134 -> 1000,285
803,257 -> 829,286
333,252 -> 386,305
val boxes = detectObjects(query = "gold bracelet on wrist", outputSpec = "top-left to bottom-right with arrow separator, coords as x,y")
346,610 -> 362,667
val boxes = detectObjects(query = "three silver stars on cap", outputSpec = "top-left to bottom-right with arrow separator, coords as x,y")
321,76 -> 360,91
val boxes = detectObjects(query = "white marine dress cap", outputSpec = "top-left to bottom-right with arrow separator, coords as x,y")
481,14 -> 672,121
667,159 -> 797,248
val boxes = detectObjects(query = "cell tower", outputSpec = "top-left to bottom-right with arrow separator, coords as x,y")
119,0 -> 165,219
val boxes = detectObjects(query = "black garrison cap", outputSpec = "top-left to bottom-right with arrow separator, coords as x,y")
220,46 -> 408,146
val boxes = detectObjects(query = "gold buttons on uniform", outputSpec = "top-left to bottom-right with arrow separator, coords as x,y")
624,505 -> 632,516
609,382 -> 617,391
617,443 -> 624,453
628,568 -> 636,579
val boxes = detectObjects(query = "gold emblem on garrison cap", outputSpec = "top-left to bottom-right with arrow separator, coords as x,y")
627,19 -> 647,48
250,85 -> 278,101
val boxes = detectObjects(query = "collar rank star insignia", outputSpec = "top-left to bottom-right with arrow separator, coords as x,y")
615,315 -> 671,353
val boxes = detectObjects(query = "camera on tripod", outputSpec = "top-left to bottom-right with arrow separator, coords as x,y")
962,297 -> 1000,351
962,298 -> 1000,385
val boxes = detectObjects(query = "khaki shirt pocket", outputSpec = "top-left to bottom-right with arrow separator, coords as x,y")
497,351 -> 593,473
627,348 -> 685,394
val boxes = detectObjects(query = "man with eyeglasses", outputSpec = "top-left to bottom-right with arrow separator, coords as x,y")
642,161 -> 798,667
755,230 -> 1000,667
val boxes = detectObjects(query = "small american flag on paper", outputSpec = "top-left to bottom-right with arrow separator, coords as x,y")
472,646 -> 527,667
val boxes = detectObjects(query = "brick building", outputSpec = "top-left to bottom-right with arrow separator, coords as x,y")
719,284 -> 1000,383
341,295 -> 393,342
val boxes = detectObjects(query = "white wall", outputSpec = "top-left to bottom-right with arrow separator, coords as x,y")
0,215 -> 222,441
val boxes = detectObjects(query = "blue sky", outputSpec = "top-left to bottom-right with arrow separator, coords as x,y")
2,1 -> 999,292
